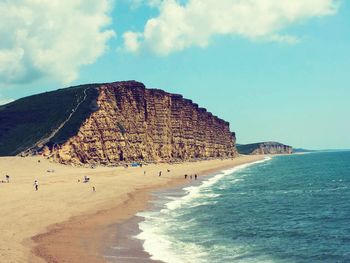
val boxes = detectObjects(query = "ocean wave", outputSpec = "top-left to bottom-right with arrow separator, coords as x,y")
136,157 -> 272,263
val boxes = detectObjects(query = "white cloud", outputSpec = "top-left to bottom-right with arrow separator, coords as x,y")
0,0 -> 115,84
123,0 -> 339,55
128,0 -> 163,9
123,32 -> 142,53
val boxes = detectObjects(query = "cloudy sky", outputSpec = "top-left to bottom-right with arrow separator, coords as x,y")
0,0 -> 349,149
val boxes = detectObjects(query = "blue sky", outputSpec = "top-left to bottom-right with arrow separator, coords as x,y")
0,0 -> 349,149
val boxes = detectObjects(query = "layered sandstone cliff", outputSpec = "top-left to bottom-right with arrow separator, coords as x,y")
44,81 -> 237,165
237,142 -> 293,155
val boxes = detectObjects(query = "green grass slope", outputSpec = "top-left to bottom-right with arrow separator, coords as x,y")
236,143 -> 262,155
0,84 -> 99,156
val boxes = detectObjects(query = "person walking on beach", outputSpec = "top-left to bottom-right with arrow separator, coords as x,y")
190,175 -> 193,180
184,174 -> 188,179
92,186 -> 96,192
195,174 -> 197,180
33,180 -> 39,191
5,175 -> 10,183
159,171 -> 162,177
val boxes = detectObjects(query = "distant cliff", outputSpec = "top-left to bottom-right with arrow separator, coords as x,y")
237,142 -> 293,155
0,81 -> 238,165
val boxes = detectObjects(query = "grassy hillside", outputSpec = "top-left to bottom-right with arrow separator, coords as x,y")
0,84 -> 99,156
236,143 -> 262,155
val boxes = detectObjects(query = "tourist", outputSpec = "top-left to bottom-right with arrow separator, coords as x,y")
159,171 -> 162,177
185,174 -> 188,179
92,186 -> 96,192
33,180 -> 39,191
195,174 -> 197,180
5,175 -> 10,183
190,175 -> 193,180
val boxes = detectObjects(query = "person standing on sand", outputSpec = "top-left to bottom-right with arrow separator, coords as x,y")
185,174 -> 188,179
33,180 -> 38,191
195,174 -> 197,180
92,186 -> 96,192
5,175 -> 10,183
159,171 -> 162,177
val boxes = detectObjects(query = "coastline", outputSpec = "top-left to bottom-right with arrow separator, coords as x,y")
122,157 -> 272,263
0,155 -> 264,263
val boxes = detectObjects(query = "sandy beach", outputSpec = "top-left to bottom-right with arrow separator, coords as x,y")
0,155 -> 264,263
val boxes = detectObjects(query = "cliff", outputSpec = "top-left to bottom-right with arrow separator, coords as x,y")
0,81 -> 237,165
237,142 -> 293,155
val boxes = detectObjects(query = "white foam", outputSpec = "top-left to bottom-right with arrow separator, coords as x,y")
136,157 -> 272,263
162,157 -> 271,212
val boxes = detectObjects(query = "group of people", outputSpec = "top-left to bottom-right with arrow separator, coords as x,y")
3,173 -> 39,191
184,174 -> 198,180
79,176 -> 96,192
33,177 -> 96,192
2,176 -> 95,192
83,176 -> 96,192
1,174 -> 10,183
145,169 -> 198,180
4,167 -> 198,193
157,169 -> 171,177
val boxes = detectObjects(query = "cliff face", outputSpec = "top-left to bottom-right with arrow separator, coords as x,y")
237,142 -> 293,155
46,81 -> 237,165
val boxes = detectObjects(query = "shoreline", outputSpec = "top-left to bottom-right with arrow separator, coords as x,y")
104,216 -> 162,263
0,155 -> 264,263
118,157 -> 271,263
31,177 -> 186,263
105,172 -> 217,263
33,156 -> 265,263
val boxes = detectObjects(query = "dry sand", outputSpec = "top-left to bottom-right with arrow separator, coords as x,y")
0,155 -> 264,263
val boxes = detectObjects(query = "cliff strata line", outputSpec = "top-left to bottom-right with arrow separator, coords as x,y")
45,81 -> 237,165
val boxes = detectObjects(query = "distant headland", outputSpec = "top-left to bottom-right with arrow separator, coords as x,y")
237,142 -> 293,155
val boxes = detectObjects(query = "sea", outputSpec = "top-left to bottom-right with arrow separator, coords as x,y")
136,151 -> 350,263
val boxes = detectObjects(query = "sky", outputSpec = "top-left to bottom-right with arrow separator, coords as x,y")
0,0 -> 349,150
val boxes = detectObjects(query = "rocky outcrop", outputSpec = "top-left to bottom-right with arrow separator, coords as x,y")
46,81 -> 237,165
237,142 -> 293,155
